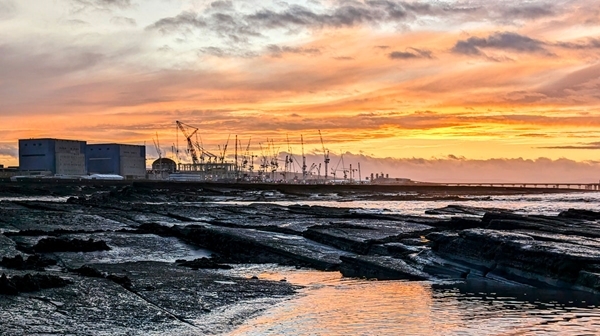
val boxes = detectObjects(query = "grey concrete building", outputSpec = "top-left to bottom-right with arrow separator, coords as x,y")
19,138 -> 87,175
86,144 -> 146,179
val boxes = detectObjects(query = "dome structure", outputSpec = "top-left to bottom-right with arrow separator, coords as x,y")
152,158 -> 177,173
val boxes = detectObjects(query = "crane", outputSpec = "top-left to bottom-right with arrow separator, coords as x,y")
258,142 -> 268,177
152,132 -> 163,175
242,137 -> 252,172
219,135 -> 231,164
152,132 -> 162,161
176,121 -> 200,165
193,133 -> 217,163
301,135 -> 307,182
269,139 -> 279,180
318,130 -> 330,183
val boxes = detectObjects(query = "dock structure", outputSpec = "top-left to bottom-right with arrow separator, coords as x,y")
443,183 -> 600,190
176,162 -> 237,181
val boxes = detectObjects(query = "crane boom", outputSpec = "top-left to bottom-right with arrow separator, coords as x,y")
152,132 -> 162,159
220,135 -> 230,163
176,121 -> 200,164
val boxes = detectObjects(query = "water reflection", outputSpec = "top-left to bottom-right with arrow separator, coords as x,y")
228,267 -> 600,336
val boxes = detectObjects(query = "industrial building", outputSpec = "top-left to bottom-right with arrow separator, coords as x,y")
18,138 -> 87,176
86,144 -> 146,179
152,158 -> 177,173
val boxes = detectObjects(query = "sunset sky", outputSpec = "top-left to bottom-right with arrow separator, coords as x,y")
1,0 -> 599,182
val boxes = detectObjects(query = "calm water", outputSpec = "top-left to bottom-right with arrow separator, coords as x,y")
225,192 -> 600,335
227,267 -> 600,336
217,191 -> 600,216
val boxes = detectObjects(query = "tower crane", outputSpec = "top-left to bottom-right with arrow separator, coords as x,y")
318,130 -> 330,183
176,121 -> 200,165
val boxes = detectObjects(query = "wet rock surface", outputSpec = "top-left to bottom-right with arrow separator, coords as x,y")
1,182 -> 600,334
177,258 -> 233,270
1,254 -> 57,270
31,237 -> 111,253
0,273 -> 72,295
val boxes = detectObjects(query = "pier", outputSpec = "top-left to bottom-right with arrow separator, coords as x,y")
443,183 -> 600,190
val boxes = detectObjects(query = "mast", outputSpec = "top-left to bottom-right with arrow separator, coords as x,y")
235,135 -> 238,180
319,130 -> 330,183
301,135 -> 307,182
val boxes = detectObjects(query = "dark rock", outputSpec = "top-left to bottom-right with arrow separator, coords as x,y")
481,212 -> 531,225
339,255 -> 430,280
135,223 -> 182,237
73,265 -> 105,278
425,205 -> 502,216
1,254 -> 57,270
303,221 -> 434,255
107,274 -> 132,288
559,209 -> 600,220
427,228 -> 600,290
576,271 -> 600,291
0,273 -> 72,295
4,228 -> 105,237
177,258 -> 232,270
0,273 -> 18,295
177,224 -> 352,271
33,237 -> 111,253
442,217 -> 483,230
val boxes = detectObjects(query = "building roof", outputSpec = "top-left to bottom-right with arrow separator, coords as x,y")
87,143 -> 144,147
19,138 -> 86,142
152,158 -> 176,165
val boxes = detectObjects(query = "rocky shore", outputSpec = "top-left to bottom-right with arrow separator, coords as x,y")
1,182 -> 599,334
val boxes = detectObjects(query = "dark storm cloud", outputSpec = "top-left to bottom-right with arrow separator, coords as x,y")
452,32 -> 550,56
389,48 -> 432,59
